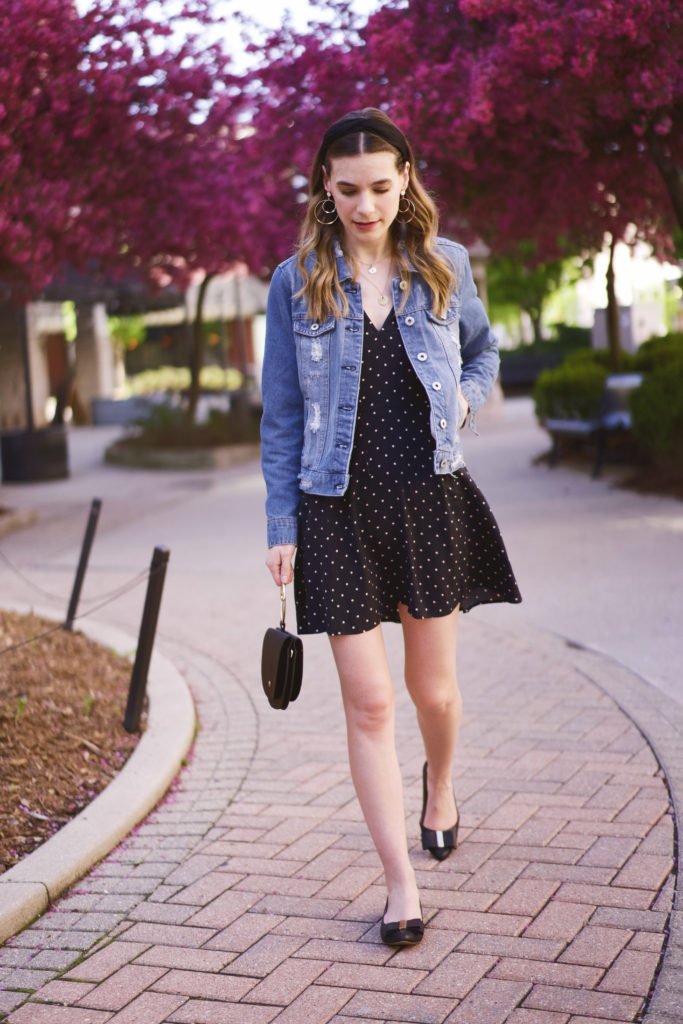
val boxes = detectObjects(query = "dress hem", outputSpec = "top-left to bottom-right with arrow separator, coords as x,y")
296,590 -> 522,636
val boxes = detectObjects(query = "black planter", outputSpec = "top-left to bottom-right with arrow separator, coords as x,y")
1,426 -> 69,482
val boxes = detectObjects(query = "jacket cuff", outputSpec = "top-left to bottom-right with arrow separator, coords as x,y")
459,380 -> 483,415
267,517 -> 299,548
460,383 -> 483,436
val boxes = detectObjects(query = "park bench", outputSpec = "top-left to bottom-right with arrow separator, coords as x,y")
544,371 -> 644,478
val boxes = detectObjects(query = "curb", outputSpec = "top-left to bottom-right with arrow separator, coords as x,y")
0,610 -> 196,945
567,638 -> 683,1024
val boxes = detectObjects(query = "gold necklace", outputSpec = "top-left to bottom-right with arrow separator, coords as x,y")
358,263 -> 394,306
356,254 -> 392,276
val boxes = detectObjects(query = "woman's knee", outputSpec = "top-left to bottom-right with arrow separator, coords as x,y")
408,673 -> 460,717
331,628 -> 394,733
343,683 -> 394,734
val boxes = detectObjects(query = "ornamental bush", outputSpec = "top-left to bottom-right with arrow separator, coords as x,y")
633,333 -> 683,373
533,360 -> 609,421
128,403 -> 259,448
561,348 -> 637,371
629,358 -> 683,466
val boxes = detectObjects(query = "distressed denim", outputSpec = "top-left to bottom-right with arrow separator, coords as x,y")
261,238 -> 499,548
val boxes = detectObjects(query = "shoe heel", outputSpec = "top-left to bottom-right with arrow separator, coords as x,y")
420,761 -> 459,862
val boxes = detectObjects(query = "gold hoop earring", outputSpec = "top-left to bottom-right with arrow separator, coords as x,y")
314,191 -> 338,225
397,191 -> 416,224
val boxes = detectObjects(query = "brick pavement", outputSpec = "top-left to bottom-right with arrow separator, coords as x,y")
0,618 -> 677,1023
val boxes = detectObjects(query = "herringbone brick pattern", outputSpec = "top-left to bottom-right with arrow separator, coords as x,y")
0,620 -> 675,1023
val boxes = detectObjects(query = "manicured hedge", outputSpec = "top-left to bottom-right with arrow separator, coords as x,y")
533,359 -> 609,421
629,357 -> 683,466
533,333 -> 683,474
633,332 -> 683,373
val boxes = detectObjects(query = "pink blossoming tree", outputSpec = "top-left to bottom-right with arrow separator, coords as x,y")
0,0 -> 253,420
240,0 -> 682,364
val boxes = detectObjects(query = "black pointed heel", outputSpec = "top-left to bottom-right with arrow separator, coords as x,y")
379,899 -> 424,947
420,761 -> 459,862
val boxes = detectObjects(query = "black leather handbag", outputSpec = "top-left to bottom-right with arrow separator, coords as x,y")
261,585 -> 303,710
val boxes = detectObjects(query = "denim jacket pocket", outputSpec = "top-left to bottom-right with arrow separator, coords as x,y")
293,317 -> 335,395
426,304 -> 462,375
426,301 -> 461,328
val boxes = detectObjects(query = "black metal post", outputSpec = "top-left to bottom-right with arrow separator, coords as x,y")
64,498 -> 103,630
124,546 -> 170,733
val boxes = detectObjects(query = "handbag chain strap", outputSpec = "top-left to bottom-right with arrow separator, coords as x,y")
279,583 -> 287,630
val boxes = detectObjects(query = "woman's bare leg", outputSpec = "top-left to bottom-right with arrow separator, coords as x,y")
398,604 -> 461,830
330,626 -> 420,922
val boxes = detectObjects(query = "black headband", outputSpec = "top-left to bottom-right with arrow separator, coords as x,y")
321,115 -> 409,164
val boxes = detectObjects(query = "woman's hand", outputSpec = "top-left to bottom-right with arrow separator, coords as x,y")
266,544 -> 297,586
458,388 -> 470,429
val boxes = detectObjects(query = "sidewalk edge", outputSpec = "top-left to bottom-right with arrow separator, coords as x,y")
0,607 -> 196,945
492,622 -> 682,1024
566,638 -> 683,1024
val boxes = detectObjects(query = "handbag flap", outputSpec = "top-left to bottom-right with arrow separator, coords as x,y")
261,626 -> 303,709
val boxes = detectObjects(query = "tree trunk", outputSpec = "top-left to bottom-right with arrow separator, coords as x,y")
529,312 -> 543,345
647,129 -> 683,233
233,274 -> 248,379
605,235 -> 622,372
187,271 -> 216,422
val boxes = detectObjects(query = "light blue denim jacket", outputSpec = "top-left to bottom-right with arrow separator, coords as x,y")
261,237 -> 499,548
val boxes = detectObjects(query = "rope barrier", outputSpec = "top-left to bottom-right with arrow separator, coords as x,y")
0,547 -> 156,610
0,548 -> 67,603
0,561 -> 167,659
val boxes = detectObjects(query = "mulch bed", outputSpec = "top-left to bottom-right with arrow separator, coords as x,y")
619,466 -> 683,500
535,447 -> 683,499
0,610 -> 143,874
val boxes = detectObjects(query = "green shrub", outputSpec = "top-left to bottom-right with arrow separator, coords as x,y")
533,360 -> 609,421
562,348 -> 611,367
629,357 -> 683,466
127,365 -> 243,395
548,324 -> 592,350
129,404 -> 259,448
633,333 -> 683,373
561,347 -> 637,370
499,325 -> 590,360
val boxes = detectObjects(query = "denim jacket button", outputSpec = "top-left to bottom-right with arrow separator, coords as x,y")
440,418 -> 447,428
417,352 -> 427,361
405,315 -> 415,326
432,381 -> 442,390
399,280 -> 407,291
311,323 -> 319,331
440,459 -> 448,468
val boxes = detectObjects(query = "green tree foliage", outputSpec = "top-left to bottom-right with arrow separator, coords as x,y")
487,246 -> 587,344
108,316 -> 147,351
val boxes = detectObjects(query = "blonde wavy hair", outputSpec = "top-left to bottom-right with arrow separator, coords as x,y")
296,108 -> 455,322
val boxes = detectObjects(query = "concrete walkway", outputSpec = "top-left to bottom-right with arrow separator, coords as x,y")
0,400 -> 681,1023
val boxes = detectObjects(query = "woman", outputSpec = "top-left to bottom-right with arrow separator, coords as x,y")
261,108 -> 521,947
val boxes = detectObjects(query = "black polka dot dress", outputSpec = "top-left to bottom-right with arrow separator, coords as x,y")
294,310 -> 521,635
